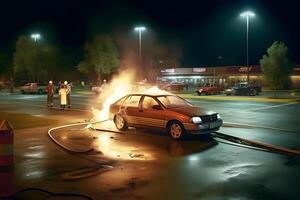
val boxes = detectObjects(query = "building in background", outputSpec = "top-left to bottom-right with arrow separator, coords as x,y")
157,65 -> 300,88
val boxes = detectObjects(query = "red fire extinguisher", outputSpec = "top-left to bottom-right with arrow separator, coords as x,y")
0,120 -> 14,198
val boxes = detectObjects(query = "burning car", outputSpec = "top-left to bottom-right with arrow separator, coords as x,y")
109,93 -> 222,139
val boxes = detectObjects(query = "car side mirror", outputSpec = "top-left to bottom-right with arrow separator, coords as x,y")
152,105 -> 162,110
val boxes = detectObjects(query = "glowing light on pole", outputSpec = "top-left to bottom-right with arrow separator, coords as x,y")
134,26 -> 146,73
240,11 -> 255,82
31,33 -> 41,42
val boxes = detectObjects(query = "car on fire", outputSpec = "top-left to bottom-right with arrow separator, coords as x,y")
109,93 -> 222,139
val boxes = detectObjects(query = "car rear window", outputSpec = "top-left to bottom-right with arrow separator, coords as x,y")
124,95 -> 141,108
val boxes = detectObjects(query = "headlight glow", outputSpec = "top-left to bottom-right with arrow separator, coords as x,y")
217,114 -> 221,119
191,117 -> 202,123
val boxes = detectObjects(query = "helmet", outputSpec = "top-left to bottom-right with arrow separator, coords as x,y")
49,81 -> 53,84
64,81 -> 68,85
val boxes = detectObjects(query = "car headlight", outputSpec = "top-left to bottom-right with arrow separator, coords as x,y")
217,114 -> 221,119
191,117 -> 202,123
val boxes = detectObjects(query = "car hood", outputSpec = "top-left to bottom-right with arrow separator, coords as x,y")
167,106 -> 216,117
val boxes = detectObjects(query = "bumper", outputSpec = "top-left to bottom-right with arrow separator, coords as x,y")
183,119 -> 223,134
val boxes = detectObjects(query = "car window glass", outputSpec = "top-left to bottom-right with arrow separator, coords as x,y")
115,96 -> 127,106
124,95 -> 141,107
142,96 -> 159,109
158,95 -> 192,108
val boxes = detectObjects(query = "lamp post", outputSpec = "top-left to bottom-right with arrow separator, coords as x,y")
240,11 -> 255,82
31,33 -> 41,42
134,26 -> 146,74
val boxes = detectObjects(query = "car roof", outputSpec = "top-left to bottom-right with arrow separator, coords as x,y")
126,93 -> 174,97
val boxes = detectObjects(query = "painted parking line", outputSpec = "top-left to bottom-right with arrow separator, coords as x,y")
220,102 -> 298,115
239,102 -> 298,112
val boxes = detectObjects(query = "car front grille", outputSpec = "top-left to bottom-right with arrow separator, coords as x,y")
200,114 -> 218,123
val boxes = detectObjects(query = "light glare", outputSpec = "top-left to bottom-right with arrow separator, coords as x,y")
134,26 -> 146,31
240,11 -> 255,17
31,33 -> 41,41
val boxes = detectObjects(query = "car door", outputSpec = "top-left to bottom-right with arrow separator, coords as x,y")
139,96 -> 166,129
30,83 -> 37,93
122,95 -> 142,126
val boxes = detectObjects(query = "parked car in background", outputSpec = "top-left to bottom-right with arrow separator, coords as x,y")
20,83 -> 48,94
91,85 -> 103,94
224,82 -> 261,96
196,84 -> 224,95
110,93 -> 222,139
159,82 -> 188,91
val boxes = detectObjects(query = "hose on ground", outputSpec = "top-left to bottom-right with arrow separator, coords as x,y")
15,187 -> 93,200
47,119 -> 109,153
212,131 -> 300,157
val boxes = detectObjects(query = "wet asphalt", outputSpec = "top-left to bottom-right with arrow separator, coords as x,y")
0,93 -> 300,200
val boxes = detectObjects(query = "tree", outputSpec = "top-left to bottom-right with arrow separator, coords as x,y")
260,41 -> 293,97
13,35 -> 66,83
13,36 -> 43,82
78,34 -> 119,84
41,46 -> 66,80
0,52 -> 10,77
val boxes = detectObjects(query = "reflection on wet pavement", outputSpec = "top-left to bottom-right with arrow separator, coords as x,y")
48,120 -> 218,162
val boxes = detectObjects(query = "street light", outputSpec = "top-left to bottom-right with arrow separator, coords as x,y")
31,33 -> 41,42
240,11 -> 255,82
134,26 -> 146,73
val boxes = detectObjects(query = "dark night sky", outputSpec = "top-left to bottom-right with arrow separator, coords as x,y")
0,0 -> 299,66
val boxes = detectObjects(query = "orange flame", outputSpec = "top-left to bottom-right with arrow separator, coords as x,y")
91,70 -> 170,121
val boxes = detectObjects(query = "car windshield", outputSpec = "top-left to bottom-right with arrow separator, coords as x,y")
157,95 -> 192,108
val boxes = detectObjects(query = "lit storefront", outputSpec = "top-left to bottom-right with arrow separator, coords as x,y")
157,65 -> 300,88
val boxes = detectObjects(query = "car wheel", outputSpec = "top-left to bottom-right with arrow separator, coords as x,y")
38,89 -> 43,94
168,121 -> 186,140
197,91 -> 201,95
114,114 -> 128,130
21,90 -> 25,94
249,89 -> 256,96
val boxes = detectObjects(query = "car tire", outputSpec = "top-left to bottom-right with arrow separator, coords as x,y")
114,114 -> 128,130
38,89 -> 43,94
21,90 -> 25,94
197,91 -> 201,95
168,121 -> 186,140
249,89 -> 256,96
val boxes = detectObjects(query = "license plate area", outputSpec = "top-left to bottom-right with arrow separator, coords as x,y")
209,121 -> 221,129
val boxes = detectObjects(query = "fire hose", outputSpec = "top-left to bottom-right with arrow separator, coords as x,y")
47,119 -> 109,153
212,131 -> 300,157
48,119 -> 300,157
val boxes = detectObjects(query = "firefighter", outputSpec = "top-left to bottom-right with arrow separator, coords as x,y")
59,84 -> 67,110
65,81 -> 71,108
46,81 -> 54,108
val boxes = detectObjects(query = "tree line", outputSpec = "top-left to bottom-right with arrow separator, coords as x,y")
0,33 -> 182,86
0,32 -> 295,94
